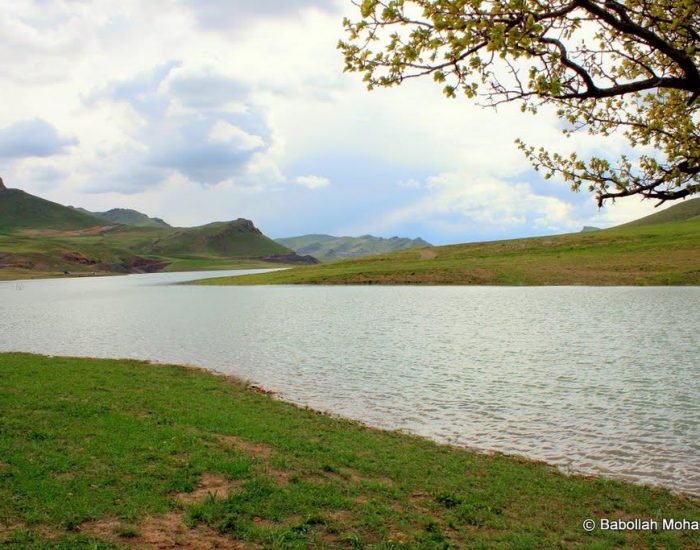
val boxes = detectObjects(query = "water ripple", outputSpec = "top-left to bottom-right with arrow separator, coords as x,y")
1,273 -> 698,495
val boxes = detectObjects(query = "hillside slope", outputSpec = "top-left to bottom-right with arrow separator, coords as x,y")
200,217 -> 700,286
0,188 -> 104,231
618,197 -> 700,228
78,208 -> 171,228
153,220 -> 298,259
276,234 -> 432,261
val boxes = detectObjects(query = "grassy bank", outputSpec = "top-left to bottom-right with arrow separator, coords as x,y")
196,219 -> 700,286
0,353 -> 698,548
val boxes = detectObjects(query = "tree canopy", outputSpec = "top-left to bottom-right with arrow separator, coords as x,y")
339,0 -> 700,206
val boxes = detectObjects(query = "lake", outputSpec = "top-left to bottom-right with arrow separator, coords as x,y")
1,270 -> 698,496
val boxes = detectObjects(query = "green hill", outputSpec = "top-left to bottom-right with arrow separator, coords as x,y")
154,220 -> 292,259
200,216 -> 700,287
76,207 -> 171,228
276,234 -> 432,262
618,197 -> 700,228
0,186 -> 305,279
0,188 -> 104,231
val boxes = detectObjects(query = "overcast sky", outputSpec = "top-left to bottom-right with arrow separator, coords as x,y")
0,0 -> 669,244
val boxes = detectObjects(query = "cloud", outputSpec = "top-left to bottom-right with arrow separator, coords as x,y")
208,121 -> 264,150
0,119 -> 77,159
83,63 -> 275,191
380,173 -> 579,238
397,178 -> 422,189
293,175 -> 330,189
167,71 -> 248,110
180,0 -> 340,30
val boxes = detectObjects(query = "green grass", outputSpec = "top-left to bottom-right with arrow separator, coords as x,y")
0,190 -> 103,232
198,218 -> 700,286
619,197 -> 700,228
0,353 -> 698,548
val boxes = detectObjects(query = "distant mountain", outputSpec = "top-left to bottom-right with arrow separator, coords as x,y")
276,234 -> 432,262
617,197 -> 700,228
581,226 -> 600,232
75,207 -> 171,228
0,187 -> 104,231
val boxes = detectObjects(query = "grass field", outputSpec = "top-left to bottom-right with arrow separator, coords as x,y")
0,353 -> 698,548
197,218 -> 700,286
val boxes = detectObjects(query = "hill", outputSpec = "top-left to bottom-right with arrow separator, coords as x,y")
0,188 -> 104,231
153,219 -> 303,259
276,234 -> 432,262
0,184 -> 309,279
76,207 -> 171,228
618,197 -> 700,228
199,216 -> 700,286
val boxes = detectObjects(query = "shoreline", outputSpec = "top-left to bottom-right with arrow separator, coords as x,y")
0,264 -> 281,283
5,349 -> 699,500
1,352 -> 698,548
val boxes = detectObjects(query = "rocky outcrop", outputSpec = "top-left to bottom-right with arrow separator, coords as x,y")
97,256 -> 170,274
127,256 -> 170,273
0,176 -> 6,190
62,251 -> 97,265
58,251 -> 169,274
259,253 -> 320,265
0,253 -> 33,269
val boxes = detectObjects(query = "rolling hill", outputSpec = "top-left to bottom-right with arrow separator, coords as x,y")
0,188 -> 105,231
74,207 -> 171,228
200,198 -> 700,287
276,234 -> 432,262
0,183 -> 311,279
153,220 -> 293,259
618,197 -> 700,228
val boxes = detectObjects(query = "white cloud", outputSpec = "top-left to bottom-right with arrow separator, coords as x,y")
0,119 -> 77,159
209,121 -> 264,151
379,173 -> 579,237
397,178 -> 422,189
293,175 -> 330,189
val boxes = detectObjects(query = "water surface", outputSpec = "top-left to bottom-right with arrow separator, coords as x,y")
1,271 -> 698,495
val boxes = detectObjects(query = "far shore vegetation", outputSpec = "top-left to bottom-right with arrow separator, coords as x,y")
195,216 -> 700,287
1,353 -> 698,548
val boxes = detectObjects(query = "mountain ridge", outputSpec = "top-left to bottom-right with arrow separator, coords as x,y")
276,233 -> 432,262
73,207 -> 171,228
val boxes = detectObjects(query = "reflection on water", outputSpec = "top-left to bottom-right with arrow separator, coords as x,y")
1,271 -> 699,495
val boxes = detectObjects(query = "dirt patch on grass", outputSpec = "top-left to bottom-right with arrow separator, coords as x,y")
176,473 -> 243,505
323,466 -> 394,487
418,249 -> 437,260
258,466 -> 291,487
218,435 -> 273,459
80,512 -> 252,549
0,523 -> 25,542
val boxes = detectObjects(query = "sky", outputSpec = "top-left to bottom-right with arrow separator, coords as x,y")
0,0 -> 673,245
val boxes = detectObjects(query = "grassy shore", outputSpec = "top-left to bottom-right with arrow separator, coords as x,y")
196,219 -> 700,286
0,353 -> 698,548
